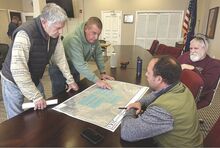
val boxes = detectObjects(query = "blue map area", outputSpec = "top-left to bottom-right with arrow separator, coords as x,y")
79,88 -> 122,109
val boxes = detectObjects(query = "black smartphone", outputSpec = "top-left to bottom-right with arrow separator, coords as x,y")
81,128 -> 104,144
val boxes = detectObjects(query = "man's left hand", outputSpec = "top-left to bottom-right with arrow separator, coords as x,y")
101,73 -> 115,80
66,82 -> 79,92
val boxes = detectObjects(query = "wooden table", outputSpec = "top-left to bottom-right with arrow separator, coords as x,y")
0,45 -> 155,147
112,45 -> 151,69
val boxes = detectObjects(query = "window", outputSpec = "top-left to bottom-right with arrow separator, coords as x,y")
135,11 -> 184,49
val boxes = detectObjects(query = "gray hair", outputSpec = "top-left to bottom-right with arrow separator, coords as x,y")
191,34 -> 209,50
40,3 -> 68,25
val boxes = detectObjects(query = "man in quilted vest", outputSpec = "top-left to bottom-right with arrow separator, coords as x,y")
1,3 -> 78,119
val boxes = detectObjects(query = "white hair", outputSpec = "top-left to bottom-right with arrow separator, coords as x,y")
191,34 -> 209,50
40,3 -> 68,25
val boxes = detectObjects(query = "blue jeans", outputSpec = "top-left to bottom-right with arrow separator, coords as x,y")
48,64 -> 80,97
1,76 -> 45,119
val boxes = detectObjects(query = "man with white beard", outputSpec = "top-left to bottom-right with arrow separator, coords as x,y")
178,34 -> 220,109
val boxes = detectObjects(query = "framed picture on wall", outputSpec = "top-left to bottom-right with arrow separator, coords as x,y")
206,7 -> 219,39
124,14 -> 134,23
8,10 -> 22,25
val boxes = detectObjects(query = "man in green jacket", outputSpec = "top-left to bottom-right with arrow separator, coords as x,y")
49,17 -> 114,96
121,55 -> 203,146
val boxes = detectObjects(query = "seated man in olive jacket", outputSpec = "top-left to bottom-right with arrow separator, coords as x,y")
121,55 -> 203,147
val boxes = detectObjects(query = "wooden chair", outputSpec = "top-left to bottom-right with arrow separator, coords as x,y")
180,69 -> 204,103
155,44 -> 182,59
147,40 -> 159,55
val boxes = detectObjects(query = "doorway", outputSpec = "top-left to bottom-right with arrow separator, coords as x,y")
101,11 -> 122,45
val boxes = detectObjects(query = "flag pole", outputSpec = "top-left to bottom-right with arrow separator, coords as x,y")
182,0 -> 197,53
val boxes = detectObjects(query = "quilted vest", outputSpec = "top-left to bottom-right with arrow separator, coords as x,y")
149,83 -> 203,146
2,16 -> 58,86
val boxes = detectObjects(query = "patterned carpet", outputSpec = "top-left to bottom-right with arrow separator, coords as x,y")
198,81 -> 220,138
0,101 -> 6,122
0,65 -> 220,141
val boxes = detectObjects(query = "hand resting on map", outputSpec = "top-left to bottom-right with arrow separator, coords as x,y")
127,102 -> 142,115
100,73 -> 115,81
96,79 -> 112,89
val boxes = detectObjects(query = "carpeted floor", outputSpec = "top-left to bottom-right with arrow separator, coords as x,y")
0,63 -> 220,141
198,83 -> 220,138
0,101 -> 6,122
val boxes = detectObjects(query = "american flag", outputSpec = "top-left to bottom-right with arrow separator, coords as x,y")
183,0 -> 197,52
183,9 -> 190,44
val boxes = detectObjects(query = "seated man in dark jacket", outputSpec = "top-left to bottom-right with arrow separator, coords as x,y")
178,34 -> 220,109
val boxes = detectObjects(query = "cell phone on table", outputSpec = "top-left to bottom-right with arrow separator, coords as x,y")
81,128 -> 104,144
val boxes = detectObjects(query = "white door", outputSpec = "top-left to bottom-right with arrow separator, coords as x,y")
101,11 -> 122,45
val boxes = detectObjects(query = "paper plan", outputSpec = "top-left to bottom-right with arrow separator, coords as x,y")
22,99 -> 58,109
53,80 -> 149,132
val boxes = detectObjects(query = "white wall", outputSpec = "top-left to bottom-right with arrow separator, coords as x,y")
0,0 -> 23,44
0,9 -> 10,43
23,0 -> 84,37
83,0 -> 220,59
197,0 -> 220,59
83,0 -> 189,45
1,0 -> 220,59
205,0 -> 220,59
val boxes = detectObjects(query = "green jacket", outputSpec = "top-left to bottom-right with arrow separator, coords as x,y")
149,82 -> 203,147
63,22 -> 105,82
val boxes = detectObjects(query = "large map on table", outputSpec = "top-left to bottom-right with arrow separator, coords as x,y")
53,80 -> 148,132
